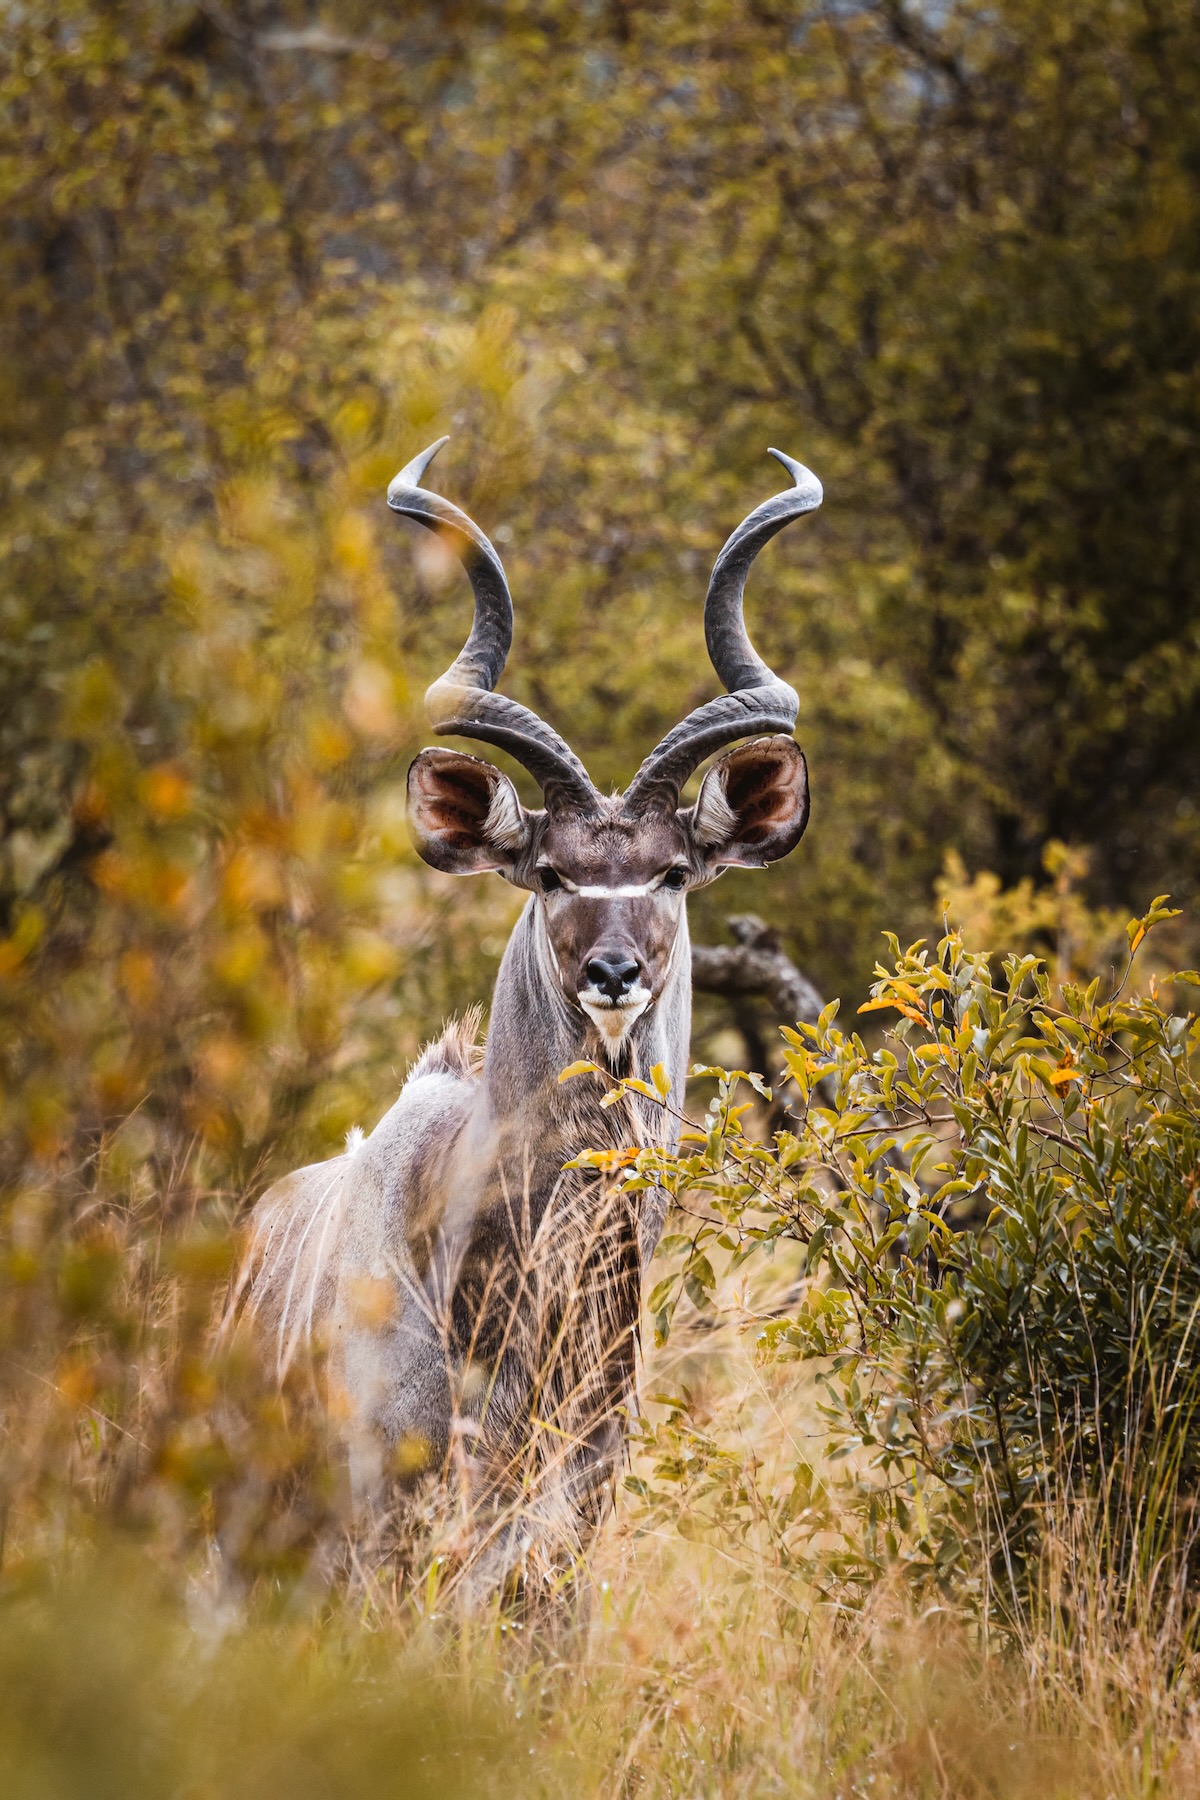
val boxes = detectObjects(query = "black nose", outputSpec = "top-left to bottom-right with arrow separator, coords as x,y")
585,953 -> 641,1002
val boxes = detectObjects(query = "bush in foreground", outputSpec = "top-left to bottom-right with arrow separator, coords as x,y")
622,897 -> 1200,1639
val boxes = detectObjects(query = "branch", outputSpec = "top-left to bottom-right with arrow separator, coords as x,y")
255,28 -> 373,54
692,917 -> 906,1182
691,914 -> 824,1028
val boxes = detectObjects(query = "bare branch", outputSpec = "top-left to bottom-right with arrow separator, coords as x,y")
691,913 -> 824,1028
255,29 -> 374,55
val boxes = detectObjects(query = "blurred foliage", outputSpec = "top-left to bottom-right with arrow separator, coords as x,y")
0,1560 -> 529,1800
936,838 -> 1132,985
3,1543 -> 1194,1800
628,900 -> 1200,1626
2,0 -> 1199,1199
2,9 -> 1200,1788
0,1150 -> 343,1584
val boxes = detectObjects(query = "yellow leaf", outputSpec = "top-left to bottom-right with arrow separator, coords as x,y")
650,1062 -> 672,1099
558,1060 -> 601,1083
563,1146 -> 641,1171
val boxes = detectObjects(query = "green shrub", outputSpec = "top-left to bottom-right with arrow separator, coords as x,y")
602,899 -> 1200,1625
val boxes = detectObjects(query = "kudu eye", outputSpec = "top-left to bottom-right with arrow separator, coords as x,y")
661,866 -> 689,891
538,866 -> 563,893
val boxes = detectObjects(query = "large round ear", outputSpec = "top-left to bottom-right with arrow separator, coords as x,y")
407,748 -> 534,875
686,736 -> 809,870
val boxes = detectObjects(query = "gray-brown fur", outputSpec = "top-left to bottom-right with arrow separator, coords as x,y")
230,441 -> 820,1581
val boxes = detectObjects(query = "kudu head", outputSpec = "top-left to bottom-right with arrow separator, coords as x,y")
397,439 -> 819,1055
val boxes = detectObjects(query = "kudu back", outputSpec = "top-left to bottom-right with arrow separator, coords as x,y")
233,439 -> 821,1573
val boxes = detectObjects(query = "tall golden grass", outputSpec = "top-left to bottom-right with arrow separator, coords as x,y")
1,1309 -> 1197,1797
1,903 -> 1197,1796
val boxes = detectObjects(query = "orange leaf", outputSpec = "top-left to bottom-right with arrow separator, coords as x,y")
858,993 -> 927,1024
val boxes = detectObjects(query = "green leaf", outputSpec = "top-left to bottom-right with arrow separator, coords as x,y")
905,1213 -> 929,1259
646,1276 -> 677,1314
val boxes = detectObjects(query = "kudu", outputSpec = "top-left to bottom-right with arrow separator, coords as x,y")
236,438 -> 820,1576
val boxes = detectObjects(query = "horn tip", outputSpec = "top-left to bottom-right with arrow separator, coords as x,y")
767,446 -> 823,507
388,434 -> 451,504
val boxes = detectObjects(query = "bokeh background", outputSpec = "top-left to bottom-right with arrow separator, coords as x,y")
2,9 -> 1200,1792
4,0 -> 1198,1196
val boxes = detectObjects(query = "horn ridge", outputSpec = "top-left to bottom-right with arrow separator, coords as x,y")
389,439 -> 598,810
388,436 -> 512,693
624,449 -> 820,805
705,448 -> 822,693
424,679 -> 598,804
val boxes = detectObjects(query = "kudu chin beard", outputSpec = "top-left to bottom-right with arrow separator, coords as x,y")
579,990 -> 651,1052
234,438 -> 822,1590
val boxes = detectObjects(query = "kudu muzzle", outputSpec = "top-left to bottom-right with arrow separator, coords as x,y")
585,950 -> 642,1003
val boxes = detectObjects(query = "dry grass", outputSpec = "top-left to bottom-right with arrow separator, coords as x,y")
1,1158 -> 1198,1797
4,1311 -> 1198,1799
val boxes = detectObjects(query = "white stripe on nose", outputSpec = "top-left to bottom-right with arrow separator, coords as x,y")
572,882 -> 654,898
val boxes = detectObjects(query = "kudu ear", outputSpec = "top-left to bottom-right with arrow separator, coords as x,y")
687,736 -> 810,870
407,748 -> 533,876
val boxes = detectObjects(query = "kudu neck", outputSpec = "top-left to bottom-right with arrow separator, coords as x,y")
481,896 -> 693,1118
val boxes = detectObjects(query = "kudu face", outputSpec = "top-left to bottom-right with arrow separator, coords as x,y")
394,437 -> 821,1057
408,736 -> 809,1054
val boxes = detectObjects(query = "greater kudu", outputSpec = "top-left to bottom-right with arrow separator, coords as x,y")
236,439 -> 820,1574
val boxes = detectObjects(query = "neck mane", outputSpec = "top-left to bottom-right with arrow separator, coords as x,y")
481,896 -> 693,1127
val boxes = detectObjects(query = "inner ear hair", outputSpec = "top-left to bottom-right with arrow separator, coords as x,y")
692,771 -> 739,847
483,776 -> 526,851
407,748 -> 532,875
691,736 -> 810,866
410,750 -> 494,830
